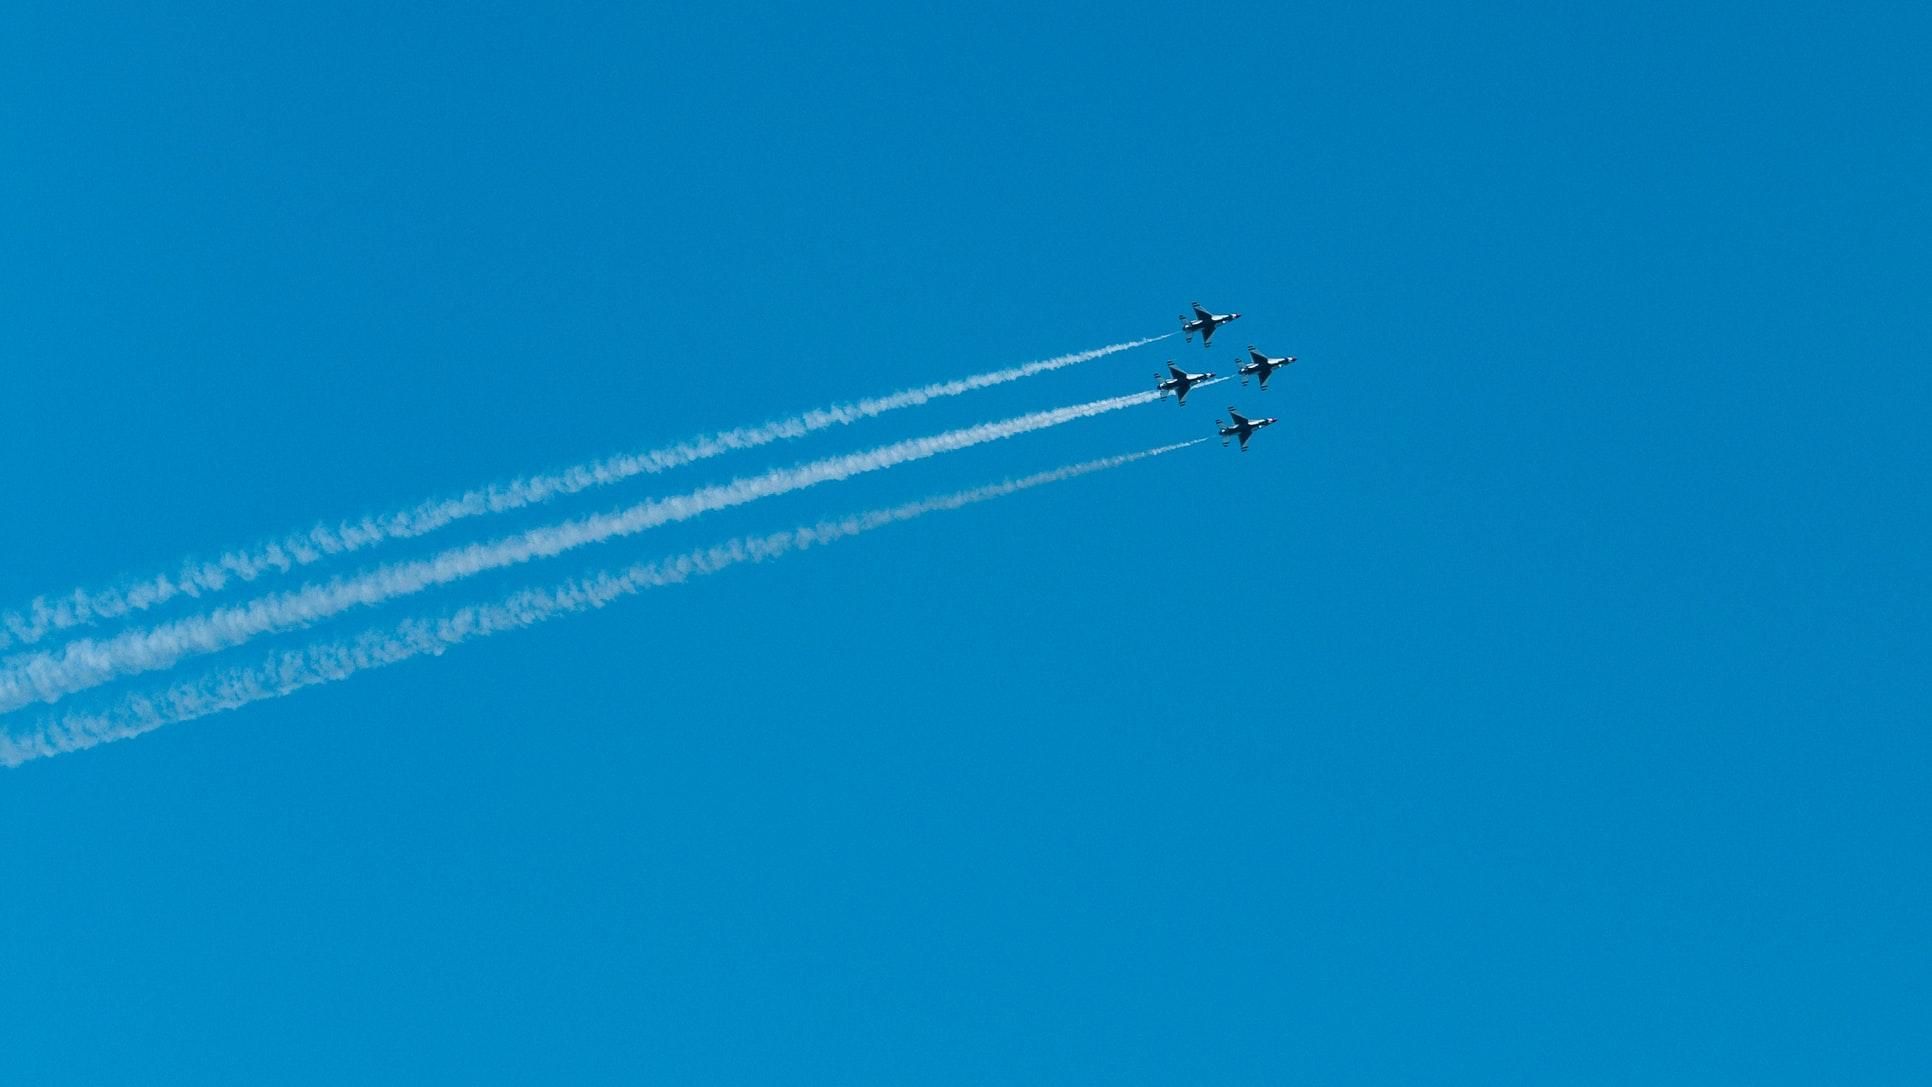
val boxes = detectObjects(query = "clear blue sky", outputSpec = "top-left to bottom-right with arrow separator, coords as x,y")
4,2 -> 1928,1081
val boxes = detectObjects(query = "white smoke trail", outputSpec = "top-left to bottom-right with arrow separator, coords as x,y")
0,382 -> 1219,714
0,334 -> 1171,651
1,440 -> 1206,768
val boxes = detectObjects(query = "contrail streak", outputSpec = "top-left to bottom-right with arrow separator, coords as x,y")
0,382 -> 1219,714
1,440 -> 1206,768
0,334 -> 1171,651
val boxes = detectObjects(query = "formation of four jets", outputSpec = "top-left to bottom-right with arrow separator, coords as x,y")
1157,301 -> 1299,452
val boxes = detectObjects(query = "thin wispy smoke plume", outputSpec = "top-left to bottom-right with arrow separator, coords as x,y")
0,384 -> 1216,714
1,441 -> 1205,767
0,335 -> 1169,650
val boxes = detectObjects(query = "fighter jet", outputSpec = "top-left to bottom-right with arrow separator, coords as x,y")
1179,302 -> 1241,348
1238,345 -> 1297,389
1156,361 -> 1216,406
1217,406 -> 1278,452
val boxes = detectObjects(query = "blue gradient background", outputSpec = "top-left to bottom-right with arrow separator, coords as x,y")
3,3 -> 1928,1081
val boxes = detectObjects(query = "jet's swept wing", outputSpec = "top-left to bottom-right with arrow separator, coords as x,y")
1192,302 -> 1214,322
1226,407 -> 1250,427
1168,362 -> 1190,380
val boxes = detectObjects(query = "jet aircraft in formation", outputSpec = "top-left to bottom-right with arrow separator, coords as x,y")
1155,362 -> 1216,406
1216,406 -> 1278,452
1179,302 -> 1241,348
1163,298 -> 1302,452
1237,345 -> 1296,389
